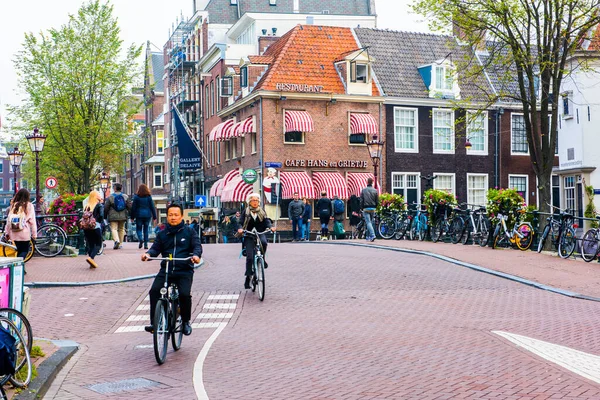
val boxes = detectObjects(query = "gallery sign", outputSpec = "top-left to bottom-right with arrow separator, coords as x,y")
275,83 -> 324,93
284,159 -> 368,168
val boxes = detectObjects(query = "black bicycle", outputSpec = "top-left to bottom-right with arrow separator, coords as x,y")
536,204 -> 576,258
242,229 -> 272,301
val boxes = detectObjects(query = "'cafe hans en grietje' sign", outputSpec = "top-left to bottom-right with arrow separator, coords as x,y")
285,159 -> 369,168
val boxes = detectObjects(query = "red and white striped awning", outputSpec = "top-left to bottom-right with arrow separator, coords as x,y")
231,116 -> 255,139
347,172 -> 381,197
220,174 -> 253,202
218,119 -> 236,141
350,113 -> 378,135
210,169 -> 241,197
285,110 -> 314,133
312,172 -> 349,200
209,124 -> 220,142
209,179 -> 224,197
279,171 -> 317,199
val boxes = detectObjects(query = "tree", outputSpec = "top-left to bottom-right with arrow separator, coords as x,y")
9,0 -> 142,194
413,0 -> 600,214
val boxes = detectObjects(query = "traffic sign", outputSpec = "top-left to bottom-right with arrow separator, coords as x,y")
45,176 -> 58,189
195,195 -> 207,207
264,162 -> 282,168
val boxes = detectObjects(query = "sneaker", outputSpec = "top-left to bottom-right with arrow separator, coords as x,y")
144,325 -> 154,333
86,257 -> 98,268
138,242 -> 143,249
113,241 -> 120,250
183,322 -> 192,336
244,276 -> 251,289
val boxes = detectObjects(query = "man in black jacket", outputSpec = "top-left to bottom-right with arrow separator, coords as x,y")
141,203 -> 202,335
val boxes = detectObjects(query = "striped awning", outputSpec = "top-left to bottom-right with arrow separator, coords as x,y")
220,174 -> 253,202
209,179 -> 224,197
347,172 -> 381,197
285,110 -> 314,133
209,124 -> 220,142
218,119 -> 236,141
312,172 -> 349,200
279,171 -> 317,199
211,169 -> 241,197
350,113 -> 378,135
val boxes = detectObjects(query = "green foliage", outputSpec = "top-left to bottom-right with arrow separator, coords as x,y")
9,0 -> 143,194
376,193 -> 405,216
487,188 -> 526,226
585,185 -> 599,228
30,345 -> 46,358
49,193 -> 88,234
423,189 -> 457,219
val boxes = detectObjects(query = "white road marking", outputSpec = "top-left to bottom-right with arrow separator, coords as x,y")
126,315 -> 150,322
64,314 -> 74,317
493,331 -> 600,384
116,323 -> 222,333
195,313 -> 233,320
207,294 -> 239,300
202,303 -> 236,310
136,305 -> 150,311
193,322 -> 228,399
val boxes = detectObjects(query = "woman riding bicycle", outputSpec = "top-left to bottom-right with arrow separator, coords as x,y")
236,193 -> 276,289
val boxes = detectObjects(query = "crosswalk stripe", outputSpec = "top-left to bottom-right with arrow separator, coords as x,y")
191,322 -> 223,329
136,305 -> 150,311
126,315 -> 150,322
203,303 -> 236,310
196,313 -> 233,320
207,295 -> 239,300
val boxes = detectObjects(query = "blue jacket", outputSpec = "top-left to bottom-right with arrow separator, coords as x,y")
301,203 -> 312,223
131,195 -> 157,220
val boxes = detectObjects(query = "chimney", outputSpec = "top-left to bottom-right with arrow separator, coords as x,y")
258,35 -> 280,55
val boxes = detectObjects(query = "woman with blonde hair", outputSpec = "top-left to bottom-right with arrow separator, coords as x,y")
83,191 -> 104,268
131,184 -> 157,249
5,188 -> 37,271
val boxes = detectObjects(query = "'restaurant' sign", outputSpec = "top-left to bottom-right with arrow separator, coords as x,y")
276,83 -> 324,93
285,159 -> 368,168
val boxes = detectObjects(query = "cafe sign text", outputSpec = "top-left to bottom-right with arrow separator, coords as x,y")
284,159 -> 368,168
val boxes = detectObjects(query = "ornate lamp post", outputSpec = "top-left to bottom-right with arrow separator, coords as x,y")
99,172 -> 110,200
7,147 -> 25,195
25,127 -> 47,213
365,134 -> 384,185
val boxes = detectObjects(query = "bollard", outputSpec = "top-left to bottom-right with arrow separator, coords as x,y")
78,210 -> 86,255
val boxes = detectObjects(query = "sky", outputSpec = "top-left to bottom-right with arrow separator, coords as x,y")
0,0 -> 432,131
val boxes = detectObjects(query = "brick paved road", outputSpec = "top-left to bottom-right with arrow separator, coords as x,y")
26,241 -> 600,399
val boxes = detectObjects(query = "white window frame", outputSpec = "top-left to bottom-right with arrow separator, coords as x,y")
393,107 -> 418,153
433,173 -> 456,195
508,174 -> 528,201
350,61 -> 370,83
432,109 -> 455,154
466,111 -> 487,155
564,175 -> 576,212
510,113 -> 529,155
156,130 -> 165,154
153,165 -> 163,188
391,172 -> 421,203
467,173 -> 488,207
433,64 -> 454,91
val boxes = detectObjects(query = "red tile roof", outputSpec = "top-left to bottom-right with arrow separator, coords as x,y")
253,25 -> 380,96
588,24 -> 600,51
248,55 -> 274,65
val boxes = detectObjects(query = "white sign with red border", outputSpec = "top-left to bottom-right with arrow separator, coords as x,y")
45,176 -> 58,189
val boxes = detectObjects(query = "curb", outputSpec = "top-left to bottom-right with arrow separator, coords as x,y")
310,241 -> 600,302
25,260 -> 205,289
13,344 -> 78,400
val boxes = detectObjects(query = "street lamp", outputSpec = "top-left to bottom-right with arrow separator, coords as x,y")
7,147 -> 25,195
99,172 -> 110,200
366,134 -> 384,184
25,127 -> 47,213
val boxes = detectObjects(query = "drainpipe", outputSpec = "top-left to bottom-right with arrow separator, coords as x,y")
379,102 -> 383,191
495,109 -> 501,188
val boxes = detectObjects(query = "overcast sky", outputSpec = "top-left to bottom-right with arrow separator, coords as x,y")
0,0 -> 431,130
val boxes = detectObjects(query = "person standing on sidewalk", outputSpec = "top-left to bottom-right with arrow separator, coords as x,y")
316,191 -> 333,240
5,188 -> 37,271
82,191 -> 104,268
105,183 -> 130,249
360,177 -> 379,242
300,197 -> 312,241
131,184 -> 157,250
287,192 -> 304,242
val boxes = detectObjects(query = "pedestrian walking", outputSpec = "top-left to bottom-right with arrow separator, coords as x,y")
104,183 -> 131,249
36,195 -> 48,215
287,192 -> 304,241
131,184 -> 157,250
301,197 -> 312,241
81,190 -> 104,268
360,177 -> 379,242
219,215 -> 235,243
5,188 -> 37,271
316,191 -> 333,240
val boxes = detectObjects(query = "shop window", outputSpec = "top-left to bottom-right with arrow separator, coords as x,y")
284,131 -> 304,143
280,199 -> 292,219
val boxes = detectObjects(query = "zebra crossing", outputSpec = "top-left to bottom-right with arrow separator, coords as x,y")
115,293 -> 240,333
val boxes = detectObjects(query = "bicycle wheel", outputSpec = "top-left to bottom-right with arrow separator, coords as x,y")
171,299 -> 183,351
35,224 -> 67,257
256,257 -> 265,301
515,223 -> 534,251
408,217 -> 417,240
536,225 -> 550,253
395,216 -> 409,240
461,219 -> 471,245
478,218 -> 491,247
450,218 -> 464,244
0,308 -> 32,354
378,216 -> 395,240
153,299 -> 169,365
580,229 -> 599,262
2,317 -> 32,388
431,220 -> 443,243
558,227 -> 576,259
0,239 -> 34,262
418,215 -> 428,241
492,230 -> 510,249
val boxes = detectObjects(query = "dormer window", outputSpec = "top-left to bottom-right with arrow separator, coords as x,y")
220,77 -> 233,97
434,65 -> 453,91
350,62 -> 369,83
240,66 -> 248,88
418,60 -> 460,99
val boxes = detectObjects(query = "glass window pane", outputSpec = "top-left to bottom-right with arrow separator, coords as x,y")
511,114 -> 528,153
433,110 -> 453,151
394,109 -> 416,151
467,113 -> 485,152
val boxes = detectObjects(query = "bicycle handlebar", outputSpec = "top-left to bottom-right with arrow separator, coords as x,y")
146,256 -> 193,261
242,229 -> 273,236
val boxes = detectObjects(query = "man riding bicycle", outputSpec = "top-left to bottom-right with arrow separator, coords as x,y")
141,203 -> 202,335
236,193 -> 276,289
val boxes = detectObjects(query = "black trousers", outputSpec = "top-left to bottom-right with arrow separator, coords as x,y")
244,235 -> 268,276
14,240 -> 31,260
84,228 -> 103,259
149,270 -> 194,324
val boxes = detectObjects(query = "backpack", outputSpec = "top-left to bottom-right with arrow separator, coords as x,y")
113,194 -> 126,212
0,325 -> 16,375
8,212 -> 26,232
79,209 -> 97,230
334,199 -> 345,214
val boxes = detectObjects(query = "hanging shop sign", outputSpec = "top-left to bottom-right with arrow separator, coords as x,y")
275,83 -> 324,93
242,168 -> 258,184
284,159 -> 369,168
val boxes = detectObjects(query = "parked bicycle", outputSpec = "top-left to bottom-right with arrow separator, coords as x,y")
536,204 -> 576,259
0,314 -> 32,390
431,201 -> 462,244
491,209 -> 534,250
242,228 -> 272,301
408,203 -> 429,241
458,204 -> 491,246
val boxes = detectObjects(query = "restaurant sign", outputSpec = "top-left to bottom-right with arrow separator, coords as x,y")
276,83 -> 324,93
284,159 -> 368,168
